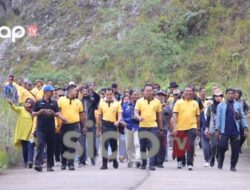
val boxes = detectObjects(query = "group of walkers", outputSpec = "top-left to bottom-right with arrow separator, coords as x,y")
2,74 -> 249,172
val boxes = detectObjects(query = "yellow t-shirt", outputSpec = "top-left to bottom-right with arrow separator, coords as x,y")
18,86 -> 36,104
167,95 -> 174,104
135,98 -> 162,128
31,86 -> 44,100
98,101 -> 122,123
58,97 -> 84,124
173,99 -> 200,130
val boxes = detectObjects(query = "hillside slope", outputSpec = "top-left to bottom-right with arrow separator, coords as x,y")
0,0 -> 249,89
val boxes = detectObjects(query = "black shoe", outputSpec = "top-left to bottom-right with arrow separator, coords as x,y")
135,161 -> 141,168
61,165 -> 66,170
23,162 -> 27,168
68,165 -> 75,171
113,160 -> 119,169
91,158 -> 96,166
230,167 -> 237,172
210,158 -> 215,167
47,167 -> 54,172
157,165 -> 164,168
218,163 -> 223,170
28,162 -> 33,169
100,165 -> 108,170
149,166 -> 156,171
239,149 -> 243,154
141,165 -> 146,170
34,165 -> 42,172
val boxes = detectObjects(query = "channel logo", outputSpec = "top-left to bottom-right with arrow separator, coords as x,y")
0,24 -> 38,43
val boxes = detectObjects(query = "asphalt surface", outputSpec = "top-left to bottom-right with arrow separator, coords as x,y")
0,149 -> 250,190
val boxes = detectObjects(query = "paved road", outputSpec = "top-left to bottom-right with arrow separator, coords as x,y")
0,150 -> 250,190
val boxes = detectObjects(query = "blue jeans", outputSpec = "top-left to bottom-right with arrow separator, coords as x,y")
119,134 -> 126,157
201,135 -> 211,162
139,127 -> 159,167
21,140 -> 35,164
156,130 -> 167,165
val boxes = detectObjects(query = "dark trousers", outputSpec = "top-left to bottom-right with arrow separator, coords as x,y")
21,140 -> 35,164
35,130 -> 55,167
54,133 -> 61,162
88,126 -> 97,158
101,122 -> 118,167
79,127 -> 87,164
240,126 -> 246,148
174,128 -> 196,166
156,130 -> 167,165
218,135 -> 240,169
60,123 -> 80,166
139,127 -> 159,167
209,134 -> 219,163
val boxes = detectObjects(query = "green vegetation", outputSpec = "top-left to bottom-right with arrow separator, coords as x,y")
0,98 -> 21,170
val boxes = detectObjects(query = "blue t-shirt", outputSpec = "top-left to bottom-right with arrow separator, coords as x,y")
224,101 -> 239,136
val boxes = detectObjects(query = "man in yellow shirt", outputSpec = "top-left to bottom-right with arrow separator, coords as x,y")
58,84 -> 86,171
97,88 -> 122,170
31,79 -> 44,100
172,86 -> 200,171
135,84 -> 163,171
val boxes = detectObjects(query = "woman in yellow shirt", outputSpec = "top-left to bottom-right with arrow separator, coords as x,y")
8,98 -> 35,168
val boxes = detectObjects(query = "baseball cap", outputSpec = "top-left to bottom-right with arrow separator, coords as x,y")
43,85 -> 55,92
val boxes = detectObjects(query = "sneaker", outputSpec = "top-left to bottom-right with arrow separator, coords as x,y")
61,164 -> 66,170
177,162 -> 182,169
113,160 -> 119,169
188,165 -> 193,171
204,162 -> 209,167
68,165 -> 75,171
28,162 -> 33,169
128,162 -> 133,168
100,165 -> 108,170
55,161 -> 60,166
47,167 -> 54,172
34,165 -> 42,172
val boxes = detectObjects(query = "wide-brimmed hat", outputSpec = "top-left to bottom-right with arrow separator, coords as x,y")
156,90 -> 167,96
169,82 -> 179,88
213,89 -> 223,96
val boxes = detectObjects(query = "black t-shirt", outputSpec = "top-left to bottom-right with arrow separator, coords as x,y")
33,98 -> 59,131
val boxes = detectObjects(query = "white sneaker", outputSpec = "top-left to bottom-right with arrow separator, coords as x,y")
204,162 -> 209,167
55,162 -> 60,166
177,162 -> 182,169
188,165 -> 193,171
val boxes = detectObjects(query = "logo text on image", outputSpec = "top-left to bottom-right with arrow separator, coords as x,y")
0,25 -> 38,42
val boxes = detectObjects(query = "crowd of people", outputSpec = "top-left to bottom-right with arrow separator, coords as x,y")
2,74 -> 249,172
